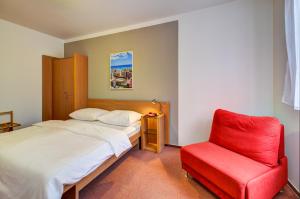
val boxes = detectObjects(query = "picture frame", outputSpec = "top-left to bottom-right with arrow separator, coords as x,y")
110,51 -> 133,89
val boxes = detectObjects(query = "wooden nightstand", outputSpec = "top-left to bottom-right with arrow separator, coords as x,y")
141,113 -> 164,153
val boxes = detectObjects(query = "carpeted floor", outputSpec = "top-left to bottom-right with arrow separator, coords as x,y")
80,146 -> 299,199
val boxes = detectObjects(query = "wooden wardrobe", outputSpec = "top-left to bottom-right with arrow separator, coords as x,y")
42,53 -> 88,121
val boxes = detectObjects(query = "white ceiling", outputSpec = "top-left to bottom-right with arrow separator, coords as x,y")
0,0 -> 233,39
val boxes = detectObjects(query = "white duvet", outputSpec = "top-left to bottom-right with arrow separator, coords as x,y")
0,120 -> 132,199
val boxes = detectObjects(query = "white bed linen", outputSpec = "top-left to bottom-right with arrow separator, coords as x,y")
79,120 -> 141,137
34,120 -> 132,157
0,120 -> 132,199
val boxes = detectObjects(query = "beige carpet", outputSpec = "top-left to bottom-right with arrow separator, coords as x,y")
80,146 -> 299,199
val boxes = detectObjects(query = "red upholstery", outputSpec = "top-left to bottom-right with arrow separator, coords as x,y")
246,157 -> 288,199
278,125 -> 285,160
182,163 -> 233,199
209,109 -> 281,167
181,142 -> 271,198
181,109 -> 288,199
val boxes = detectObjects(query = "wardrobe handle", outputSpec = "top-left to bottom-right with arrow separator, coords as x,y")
64,92 -> 68,99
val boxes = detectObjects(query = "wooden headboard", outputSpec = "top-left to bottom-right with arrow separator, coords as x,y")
87,99 -> 170,144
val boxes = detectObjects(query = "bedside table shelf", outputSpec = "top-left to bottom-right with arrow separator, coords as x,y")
143,143 -> 157,152
145,129 -> 157,135
141,114 -> 164,153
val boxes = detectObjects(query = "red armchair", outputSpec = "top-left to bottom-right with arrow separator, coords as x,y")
181,109 -> 288,199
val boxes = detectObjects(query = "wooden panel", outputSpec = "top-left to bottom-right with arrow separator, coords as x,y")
42,55 -> 54,121
147,117 -> 157,130
73,53 -> 88,110
53,58 -> 74,120
157,115 -> 165,153
147,134 -> 157,144
62,185 -> 78,199
161,103 -> 170,144
63,58 -> 75,119
87,99 -> 170,144
52,59 -> 65,120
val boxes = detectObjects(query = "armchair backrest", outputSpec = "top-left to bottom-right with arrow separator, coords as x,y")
209,109 -> 282,167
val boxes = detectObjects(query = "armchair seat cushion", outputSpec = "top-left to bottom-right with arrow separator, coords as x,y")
181,142 -> 272,199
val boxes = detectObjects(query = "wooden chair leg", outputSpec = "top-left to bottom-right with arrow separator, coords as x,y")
62,185 -> 79,199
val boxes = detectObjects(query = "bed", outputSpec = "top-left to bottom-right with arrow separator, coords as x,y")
62,98 -> 170,199
0,99 -> 170,199
0,119 -> 141,199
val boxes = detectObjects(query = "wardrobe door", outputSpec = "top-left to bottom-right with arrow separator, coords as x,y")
63,58 -> 75,119
42,55 -> 54,121
52,58 -> 74,120
73,54 -> 88,110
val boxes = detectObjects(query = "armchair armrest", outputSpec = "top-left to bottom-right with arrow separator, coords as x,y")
246,156 -> 288,199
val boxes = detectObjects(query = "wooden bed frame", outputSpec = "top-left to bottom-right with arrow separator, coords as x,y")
62,99 -> 170,199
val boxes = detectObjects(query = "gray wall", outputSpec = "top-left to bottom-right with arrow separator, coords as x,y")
65,22 -> 178,145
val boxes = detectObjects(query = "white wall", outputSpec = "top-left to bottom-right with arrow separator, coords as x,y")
0,19 -> 64,126
178,0 -> 274,145
178,0 -> 299,190
274,0 -> 300,191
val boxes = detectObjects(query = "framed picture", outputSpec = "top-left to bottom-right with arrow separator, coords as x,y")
110,51 -> 133,89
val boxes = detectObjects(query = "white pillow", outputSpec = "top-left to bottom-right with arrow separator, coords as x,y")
97,110 -> 142,127
69,108 -> 109,121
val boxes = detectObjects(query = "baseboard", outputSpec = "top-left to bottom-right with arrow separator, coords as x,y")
165,144 -> 181,148
288,181 -> 300,197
